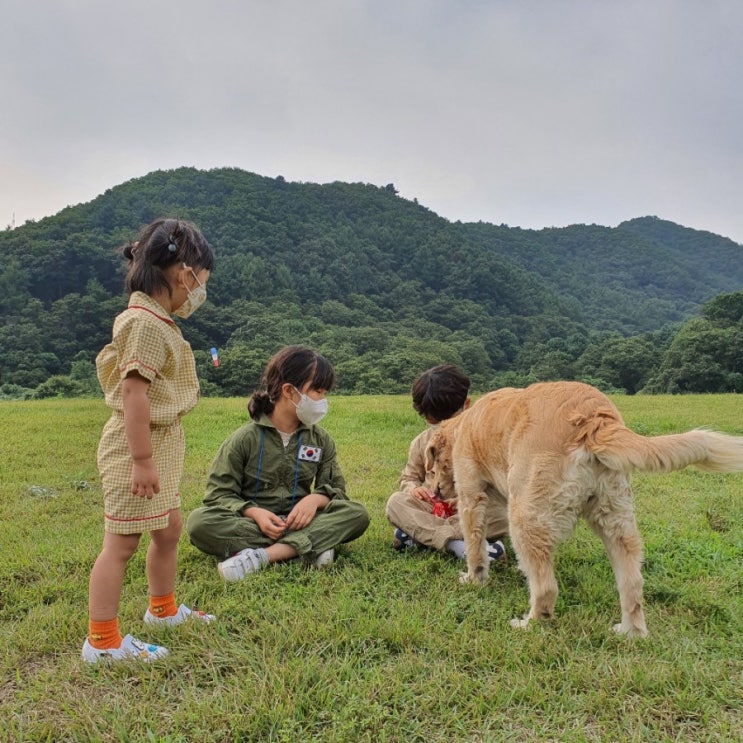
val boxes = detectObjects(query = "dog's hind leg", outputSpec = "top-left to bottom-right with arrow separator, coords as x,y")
506,461 -> 583,630
508,515 -> 558,629
584,477 -> 648,638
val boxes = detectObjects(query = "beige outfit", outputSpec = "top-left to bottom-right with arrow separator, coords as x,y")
96,292 -> 199,534
385,426 -> 509,550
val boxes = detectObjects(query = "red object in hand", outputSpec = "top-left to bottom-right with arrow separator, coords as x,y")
431,500 -> 454,518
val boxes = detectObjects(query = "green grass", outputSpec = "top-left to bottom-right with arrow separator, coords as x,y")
0,394 -> 741,742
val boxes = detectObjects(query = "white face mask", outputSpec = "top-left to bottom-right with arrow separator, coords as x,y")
291,387 -> 328,426
173,269 -> 207,318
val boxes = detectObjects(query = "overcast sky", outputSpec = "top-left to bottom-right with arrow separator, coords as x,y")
2,0 -> 742,244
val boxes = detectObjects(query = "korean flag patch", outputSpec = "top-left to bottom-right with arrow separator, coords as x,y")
299,444 -> 322,462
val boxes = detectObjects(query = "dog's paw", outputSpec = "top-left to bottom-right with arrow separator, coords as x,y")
470,562 -> 490,586
611,622 -> 649,638
459,568 -> 489,586
509,617 -> 530,629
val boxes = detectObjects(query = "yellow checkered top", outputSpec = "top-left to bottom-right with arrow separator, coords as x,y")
96,291 -> 199,425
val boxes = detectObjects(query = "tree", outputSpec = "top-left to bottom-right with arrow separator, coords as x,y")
595,336 -> 660,394
0,258 -> 30,315
701,291 -> 743,324
645,294 -> 743,392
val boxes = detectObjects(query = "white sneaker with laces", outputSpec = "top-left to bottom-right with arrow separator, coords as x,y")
314,548 -> 335,568
81,634 -> 169,664
218,548 -> 267,582
143,603 -> 216,626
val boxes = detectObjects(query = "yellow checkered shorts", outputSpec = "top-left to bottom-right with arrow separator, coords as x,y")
97,416 -> 185,534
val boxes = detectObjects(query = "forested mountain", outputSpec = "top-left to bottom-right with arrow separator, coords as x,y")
1,167 -> 742,398
463,217 -> 743,334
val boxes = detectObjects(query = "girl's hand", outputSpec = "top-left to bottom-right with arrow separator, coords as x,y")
245,507 -> 288,540
285,493 -> 330,531
130,458 -> 160,499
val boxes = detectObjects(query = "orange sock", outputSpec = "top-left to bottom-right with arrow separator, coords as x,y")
148,592 -> 178,618
88,618 -> 122,650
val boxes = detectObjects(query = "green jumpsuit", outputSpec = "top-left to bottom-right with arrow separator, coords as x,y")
186,415 -> 369,561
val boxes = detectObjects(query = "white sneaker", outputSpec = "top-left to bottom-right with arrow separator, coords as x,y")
487,539 -> 507,563
218,548 -> 267,582
314,548 -> 335,568
143,603 -> 216,626
81,634 -> 169,664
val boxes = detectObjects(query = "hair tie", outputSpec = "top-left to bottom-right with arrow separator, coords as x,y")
168,234 -> 177,252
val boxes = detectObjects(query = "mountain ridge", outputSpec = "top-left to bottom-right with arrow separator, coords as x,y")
1,166 -> 741,394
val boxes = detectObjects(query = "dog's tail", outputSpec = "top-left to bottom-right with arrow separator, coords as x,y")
570,408 -> 743,474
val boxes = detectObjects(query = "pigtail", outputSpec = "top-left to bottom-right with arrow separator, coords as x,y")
248,391 -> 274,421
122,241 -> 138,261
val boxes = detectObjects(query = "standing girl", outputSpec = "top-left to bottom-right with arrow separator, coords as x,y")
186,345 -> 370,581
82,218 -> 216,663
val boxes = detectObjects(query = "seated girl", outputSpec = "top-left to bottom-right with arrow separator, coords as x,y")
186,345 -> 369,581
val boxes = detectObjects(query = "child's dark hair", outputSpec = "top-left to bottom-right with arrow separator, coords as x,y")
121,218 -> 214,296
411,364 -> 470,423
248,345 -> 335,420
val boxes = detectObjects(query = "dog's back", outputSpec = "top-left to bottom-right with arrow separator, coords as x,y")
453,380 -> 743,477
448,381 -> 623,478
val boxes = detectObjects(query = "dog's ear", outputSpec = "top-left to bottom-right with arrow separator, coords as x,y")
423,439 -> 441,494
424,439 -> 437,475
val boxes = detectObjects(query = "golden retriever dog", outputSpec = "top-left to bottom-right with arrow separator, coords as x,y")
425,381 -> 743,637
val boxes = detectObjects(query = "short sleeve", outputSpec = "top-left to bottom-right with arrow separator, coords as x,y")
115,314 -> 167,382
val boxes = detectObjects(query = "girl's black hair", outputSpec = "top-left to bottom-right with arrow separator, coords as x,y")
121,217 -> 215,296
248,345 -> 335,420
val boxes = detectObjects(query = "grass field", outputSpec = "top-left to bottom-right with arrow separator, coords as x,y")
0,394 -> 741,742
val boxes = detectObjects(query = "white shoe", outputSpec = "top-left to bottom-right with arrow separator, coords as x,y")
81,634 -> 169,664
143,603 -> 216,626
487,539 -> 507,563
314,548 -> 335,568
218,548 -> 267,582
